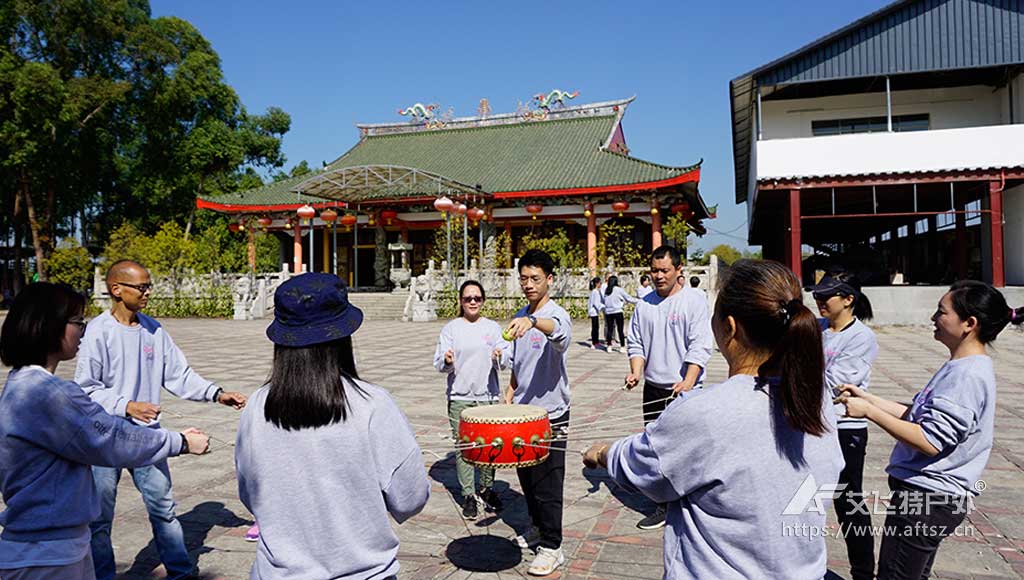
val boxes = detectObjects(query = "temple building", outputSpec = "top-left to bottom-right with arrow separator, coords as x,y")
197,96 -> 714,288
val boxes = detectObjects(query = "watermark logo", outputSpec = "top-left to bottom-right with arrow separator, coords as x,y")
781,475 -> 982,518
782,475 -> 847,516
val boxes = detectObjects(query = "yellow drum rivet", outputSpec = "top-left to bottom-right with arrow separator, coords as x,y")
512,436 -> 525,447
491,437 -> 504,449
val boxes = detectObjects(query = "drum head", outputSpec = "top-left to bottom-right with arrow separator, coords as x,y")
460,403 -> 548,424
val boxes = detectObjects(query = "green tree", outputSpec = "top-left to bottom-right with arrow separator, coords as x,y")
520,230 -> 585,269
597,222 -> 645,268
47,238 -> 94,291
661,213 -> 691,254
702,244 -> 743,266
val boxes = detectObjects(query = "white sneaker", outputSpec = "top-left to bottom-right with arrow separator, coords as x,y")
527,546 -> 564,576
513,527 -> 541,549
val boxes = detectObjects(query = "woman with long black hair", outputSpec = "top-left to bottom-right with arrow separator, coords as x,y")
603,275 -> 637,352
838,281 -> 1023,580
584,260 -> 843,579
235,273 -> 429,579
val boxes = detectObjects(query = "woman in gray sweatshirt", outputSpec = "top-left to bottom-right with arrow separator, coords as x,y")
812,269 -> 878,580
433,280 -> 510,519
584,260 -> 844,579
0,283 -> 209,580
236,273 -> 429,580
838,281 -> 1023,580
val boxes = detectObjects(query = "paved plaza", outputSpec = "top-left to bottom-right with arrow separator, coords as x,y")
5,316 -> 1024,579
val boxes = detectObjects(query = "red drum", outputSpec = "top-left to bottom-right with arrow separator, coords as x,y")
458,404 -> 552,468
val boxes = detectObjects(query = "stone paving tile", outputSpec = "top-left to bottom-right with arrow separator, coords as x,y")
1,317 -> 1022,579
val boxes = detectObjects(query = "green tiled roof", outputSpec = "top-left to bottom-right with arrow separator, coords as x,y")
199,113 -> 700,208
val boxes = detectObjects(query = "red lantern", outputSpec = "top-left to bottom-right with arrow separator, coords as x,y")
380,209 -> 399,225
320,209 -> 338,223
467,207 -> 485,223
452,203 -> 467,216
297,204 -> 315,220
525,203 -> 543,220
340,214 -> 357,228
611,201 -> 630,217
434,196 -> 454,213
258,216 -> 273,228
228,222 -> 241,233
671,202 -> 690,214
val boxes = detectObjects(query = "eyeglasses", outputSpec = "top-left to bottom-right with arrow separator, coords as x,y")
67,317 -> 87,329
461,296 -> 484,303
116,282 -> 153,293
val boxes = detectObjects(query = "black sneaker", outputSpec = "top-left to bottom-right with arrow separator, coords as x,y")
636,505 -> 667,530
461,495 -> 478,519
479,489 -> 504,512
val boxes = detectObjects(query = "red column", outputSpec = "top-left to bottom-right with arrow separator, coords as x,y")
955,201 -> 968,280
989,179 -> 1005,287
293,221 -> 303,273
587,209 -> 597,272
787,189 -> 802,282
651,200 -> 662,249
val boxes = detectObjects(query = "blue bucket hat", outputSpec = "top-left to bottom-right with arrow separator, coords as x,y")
266,273 -> 364,347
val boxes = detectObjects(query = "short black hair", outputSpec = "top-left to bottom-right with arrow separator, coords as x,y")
518,249 -> 555,276
689,276 -> 700,287
1,283 -> 86,368
651,245 -> 682,268
640,274 -> 651,284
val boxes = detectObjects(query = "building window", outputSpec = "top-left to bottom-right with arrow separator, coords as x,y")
812,114 -> 930,136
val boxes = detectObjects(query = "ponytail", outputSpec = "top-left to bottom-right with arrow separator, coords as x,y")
1011,306 -> 1024,327
853,292 -> 873,321
760,299 -> 826,437
716,260 -> 827,437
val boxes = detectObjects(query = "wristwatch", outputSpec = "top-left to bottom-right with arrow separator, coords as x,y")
180,433 -> 190,454
527,315 -> 537,327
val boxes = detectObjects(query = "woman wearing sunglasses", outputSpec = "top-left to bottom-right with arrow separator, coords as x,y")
433,280 -> 511,519
811,269 -> 877,580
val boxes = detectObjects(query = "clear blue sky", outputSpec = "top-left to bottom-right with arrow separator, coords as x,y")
153,0 -> 890,252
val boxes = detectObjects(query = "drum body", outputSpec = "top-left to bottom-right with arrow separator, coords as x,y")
458,404 -> 552,468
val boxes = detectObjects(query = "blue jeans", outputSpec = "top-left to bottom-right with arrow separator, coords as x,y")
90,461 -> 194,580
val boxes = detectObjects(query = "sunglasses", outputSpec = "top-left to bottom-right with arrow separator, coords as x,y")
812,291 -> 844,302
67,317 -> 88,329
116,282 -> 154,293
461,296 -> 484,303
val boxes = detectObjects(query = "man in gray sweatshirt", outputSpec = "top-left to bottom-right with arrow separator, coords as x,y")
75,260 -> 247,580
625,245 -> 713,529
504,250 -> 572,576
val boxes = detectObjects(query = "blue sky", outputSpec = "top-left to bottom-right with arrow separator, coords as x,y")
153,0 -> 891,252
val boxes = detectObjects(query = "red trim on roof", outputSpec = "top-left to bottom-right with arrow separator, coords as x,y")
196,198 -> 347,213
493,168 -> 700,199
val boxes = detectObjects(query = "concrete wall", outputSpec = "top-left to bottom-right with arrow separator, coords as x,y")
802,286 -> 1024,326
996,73 -> 1024,125
761,85 -> 1003,139
1005,183 -> 1024,286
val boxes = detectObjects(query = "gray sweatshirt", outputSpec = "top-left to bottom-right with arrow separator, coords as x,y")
235,380 -> 429,579
75,311 -> 220,426
887,354 -> 996,497
603,287 -> 637,315
432,317 -> 510,402
821,318 -> 879,430
587,288 -> 605,317
626,289 -> 713,387
606,374 -> 844,579
510,300 -> 572,417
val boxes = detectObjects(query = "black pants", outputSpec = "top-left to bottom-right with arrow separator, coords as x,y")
590,316 -> 600,344
835,428 -> 874,580
642,382 -> 675,426
517,411 -> 568,550
876,476 -> 968,580
605,312 -> 624,346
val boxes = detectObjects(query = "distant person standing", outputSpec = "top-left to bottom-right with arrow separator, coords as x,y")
603,276 -> 637,352
587,277 -> 605,349
637,275 -> 654,299
688,276 -> 706,298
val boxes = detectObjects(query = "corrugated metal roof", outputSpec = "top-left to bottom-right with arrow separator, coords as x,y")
730,0 -> 1024,204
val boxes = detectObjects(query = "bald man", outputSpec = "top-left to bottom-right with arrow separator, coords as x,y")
75,260 -> 247,580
